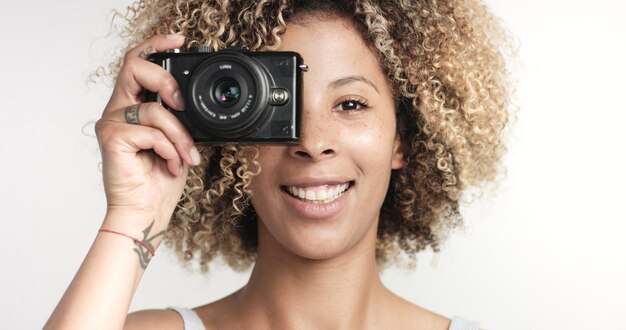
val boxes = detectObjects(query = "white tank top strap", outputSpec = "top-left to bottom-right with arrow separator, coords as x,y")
167,307 -> 206,330
449,316 -> 481,330
167,307 -> 478,330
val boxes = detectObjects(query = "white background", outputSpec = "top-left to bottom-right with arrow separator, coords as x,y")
1,0 -> 625,329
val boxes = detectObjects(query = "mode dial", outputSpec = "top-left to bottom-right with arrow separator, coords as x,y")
189,45 -> 213,53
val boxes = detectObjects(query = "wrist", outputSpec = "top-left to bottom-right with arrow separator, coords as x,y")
102,209 -> 169,252
100,212 -> 168,270
98,228 -> 157,257
103,208 -> 168,230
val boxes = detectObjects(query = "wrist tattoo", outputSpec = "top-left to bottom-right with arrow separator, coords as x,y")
133,220 -> 165,269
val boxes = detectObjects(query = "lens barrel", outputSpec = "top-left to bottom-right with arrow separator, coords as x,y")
187,51 -> 272,138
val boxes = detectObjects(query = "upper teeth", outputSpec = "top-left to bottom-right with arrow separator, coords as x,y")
287,183 -> 350,203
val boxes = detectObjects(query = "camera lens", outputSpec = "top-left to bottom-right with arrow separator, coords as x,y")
187,51 -> 275,138
213,79 -> 241,106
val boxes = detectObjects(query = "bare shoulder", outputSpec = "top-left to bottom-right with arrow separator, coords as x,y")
123,309 -> 183,330
412,308 -> 452,330
384,292 -> 452,330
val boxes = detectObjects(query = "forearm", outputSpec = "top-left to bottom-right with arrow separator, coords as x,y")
48,32 -> 191,329
45,212 -> 164,329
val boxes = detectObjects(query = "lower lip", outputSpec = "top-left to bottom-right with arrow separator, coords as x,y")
281,186 -> 352,220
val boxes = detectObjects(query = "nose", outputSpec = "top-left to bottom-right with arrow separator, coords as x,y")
288,103 -> 337,161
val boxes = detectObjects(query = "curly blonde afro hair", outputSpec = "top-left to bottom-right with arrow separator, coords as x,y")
109,0 -> 512,271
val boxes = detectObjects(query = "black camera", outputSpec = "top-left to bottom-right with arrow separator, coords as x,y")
145,46 -> 305,144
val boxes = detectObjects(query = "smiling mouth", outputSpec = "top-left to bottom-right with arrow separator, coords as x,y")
281,181 -> 354,204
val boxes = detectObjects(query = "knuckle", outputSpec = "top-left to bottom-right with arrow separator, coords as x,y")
161,76 -> 179,92
120,56 -> 137,72
144,102 -> 162,113
94,118 -> 105,136
143,102 -> 163,122
96,122 -> 119,149
95,118 -> 112,137
166,119 -> 191,145
123,49 -> 138,63
115,65 -> 133,87
148,127 -> 166,141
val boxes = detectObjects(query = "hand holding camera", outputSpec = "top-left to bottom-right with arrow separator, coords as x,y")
94,34 -> 306,232
95,34 -> 198,231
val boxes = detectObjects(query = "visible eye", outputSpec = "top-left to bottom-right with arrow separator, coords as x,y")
334,95 -> 369,111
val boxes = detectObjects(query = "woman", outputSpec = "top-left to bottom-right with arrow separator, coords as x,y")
46,0 -> 510,329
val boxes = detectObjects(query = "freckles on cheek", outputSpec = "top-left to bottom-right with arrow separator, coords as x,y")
256,146 -> 283,168
344,124 -> 372,149
344,120 -> 397,175
347,117 -> 394,148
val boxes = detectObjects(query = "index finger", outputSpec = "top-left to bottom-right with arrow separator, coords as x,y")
125,34 -> 185,60
105,34 -> 186,114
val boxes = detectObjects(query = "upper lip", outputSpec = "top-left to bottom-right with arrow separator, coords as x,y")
280,176 -> 355,188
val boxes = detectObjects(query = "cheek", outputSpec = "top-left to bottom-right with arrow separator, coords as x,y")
249,147 -> 280,199
341,115 -> 396,165
247,150 -> 280,236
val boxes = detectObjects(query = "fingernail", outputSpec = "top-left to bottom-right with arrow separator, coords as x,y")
190,146 -> 201,166
173,90 -> 185,110
166,34 -> 185,41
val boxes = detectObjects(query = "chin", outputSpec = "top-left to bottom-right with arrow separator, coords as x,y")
258,214 -> 377,262
289,234 -> 354,261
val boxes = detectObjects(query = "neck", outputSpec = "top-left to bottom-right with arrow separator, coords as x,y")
234,221 -> 389,329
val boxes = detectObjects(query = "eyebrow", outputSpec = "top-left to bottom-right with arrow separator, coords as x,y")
327,75 -> 380,94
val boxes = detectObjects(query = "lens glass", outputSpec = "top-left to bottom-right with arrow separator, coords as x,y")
213,79 -> 241,107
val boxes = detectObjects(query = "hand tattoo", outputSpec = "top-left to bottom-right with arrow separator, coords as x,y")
124,104 -> 141,125
138,46 -> 156,60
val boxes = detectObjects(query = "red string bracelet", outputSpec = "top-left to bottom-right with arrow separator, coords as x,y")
98,229 -> 155,257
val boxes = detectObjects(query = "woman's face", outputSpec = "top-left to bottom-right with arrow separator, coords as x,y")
249,16 -> 404,261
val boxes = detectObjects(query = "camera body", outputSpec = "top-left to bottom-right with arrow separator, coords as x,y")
145,47 -> 304,144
